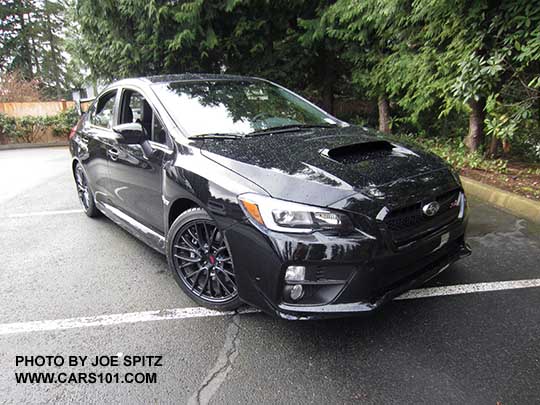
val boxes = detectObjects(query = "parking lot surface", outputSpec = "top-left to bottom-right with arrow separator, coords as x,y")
1,147 -> 539,404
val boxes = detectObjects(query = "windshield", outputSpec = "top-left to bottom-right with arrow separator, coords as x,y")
152,80 -> 340,137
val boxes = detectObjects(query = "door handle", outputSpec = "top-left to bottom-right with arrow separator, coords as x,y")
108,148 -> 119,161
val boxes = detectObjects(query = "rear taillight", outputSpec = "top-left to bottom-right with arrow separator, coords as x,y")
68,125 -> 77,140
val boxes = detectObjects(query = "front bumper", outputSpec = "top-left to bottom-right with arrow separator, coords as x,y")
277,238 -> 470,319
224,212 -> 470,320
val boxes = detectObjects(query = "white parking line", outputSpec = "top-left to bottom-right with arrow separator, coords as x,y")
0,307 -> 259,336
396,278 -> 540,300
1,278 -> 540,335
1,209 -> 83,218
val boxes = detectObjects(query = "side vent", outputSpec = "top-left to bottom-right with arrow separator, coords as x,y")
321,141 -> 394,164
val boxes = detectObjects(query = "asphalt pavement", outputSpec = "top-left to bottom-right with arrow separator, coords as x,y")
0,147 -> 539,404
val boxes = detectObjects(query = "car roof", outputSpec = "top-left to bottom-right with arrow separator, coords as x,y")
112,73 -> 260,88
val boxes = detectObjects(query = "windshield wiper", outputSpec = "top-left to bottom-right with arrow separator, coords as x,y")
246,124 -> 338,136
189,133 -> 244,140
189,124 -> 339,139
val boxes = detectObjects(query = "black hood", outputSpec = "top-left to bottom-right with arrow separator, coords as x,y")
197,126 -> 458,208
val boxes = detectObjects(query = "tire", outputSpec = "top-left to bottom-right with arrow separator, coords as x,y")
167,208 -> 241,311
74,163 -> 100,218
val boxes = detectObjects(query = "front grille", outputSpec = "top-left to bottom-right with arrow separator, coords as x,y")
384,189 -> 461,245
371,237 -> 462,302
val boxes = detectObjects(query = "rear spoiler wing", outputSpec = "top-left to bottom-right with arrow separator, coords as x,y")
75,97 -> 95,115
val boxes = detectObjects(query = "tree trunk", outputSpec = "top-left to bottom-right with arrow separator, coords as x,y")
44,0 -> 62,99
17,1 -> 34,80
378,96 -> 391,133
322,83 -> 334,115
465,97 -> 486,152
318,46 -> 336,115
30,36 -> 41,76
488,136 -> 499,158
502,139 -> 511,154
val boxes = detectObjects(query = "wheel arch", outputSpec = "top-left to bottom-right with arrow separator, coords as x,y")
167,197 -> 200,231
71,157 -> 81,176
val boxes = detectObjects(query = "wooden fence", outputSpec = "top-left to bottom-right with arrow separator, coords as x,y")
0,100 -> 75,145
0,100 -> 74,117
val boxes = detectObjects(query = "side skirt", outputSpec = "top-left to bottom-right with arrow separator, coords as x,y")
96,201 -> 166,254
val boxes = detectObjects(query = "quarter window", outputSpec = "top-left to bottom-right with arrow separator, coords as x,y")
91,91 -> 117,129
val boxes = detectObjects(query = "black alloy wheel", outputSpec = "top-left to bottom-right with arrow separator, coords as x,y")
74,163 -> 100,217
167,208 -> 241,310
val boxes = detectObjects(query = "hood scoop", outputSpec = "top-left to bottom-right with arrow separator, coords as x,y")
321,141 -> 394,164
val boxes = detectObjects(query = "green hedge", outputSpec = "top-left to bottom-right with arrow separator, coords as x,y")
391,133 -> 509,174
46,108 -> 79,137
0,108 -> 79,144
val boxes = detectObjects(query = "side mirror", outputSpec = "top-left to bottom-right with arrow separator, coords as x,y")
113,122 -> 147,144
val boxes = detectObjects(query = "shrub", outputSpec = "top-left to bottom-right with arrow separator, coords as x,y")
16,116 -> 48,143
0,108 -> 79,143
0,71 -> 42,102
0,113 -> 20,144
45,108 -> 79,137
393,133 -> 508,174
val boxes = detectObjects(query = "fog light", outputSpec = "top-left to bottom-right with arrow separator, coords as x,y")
285,266 -> 305,282
290,284 -> 304,301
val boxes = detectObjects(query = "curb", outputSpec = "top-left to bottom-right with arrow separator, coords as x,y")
461,176 -> 540,224
0,142 -> 68,150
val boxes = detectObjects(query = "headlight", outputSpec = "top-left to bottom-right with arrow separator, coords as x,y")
238,193 -> 353,234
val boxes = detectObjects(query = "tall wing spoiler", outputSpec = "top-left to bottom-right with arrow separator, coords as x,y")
75,97 -> 95,115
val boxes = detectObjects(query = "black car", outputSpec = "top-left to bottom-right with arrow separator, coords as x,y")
69,74 -> 471,320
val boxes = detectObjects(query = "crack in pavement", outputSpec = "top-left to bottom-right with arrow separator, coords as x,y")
188,314 -> 241,405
